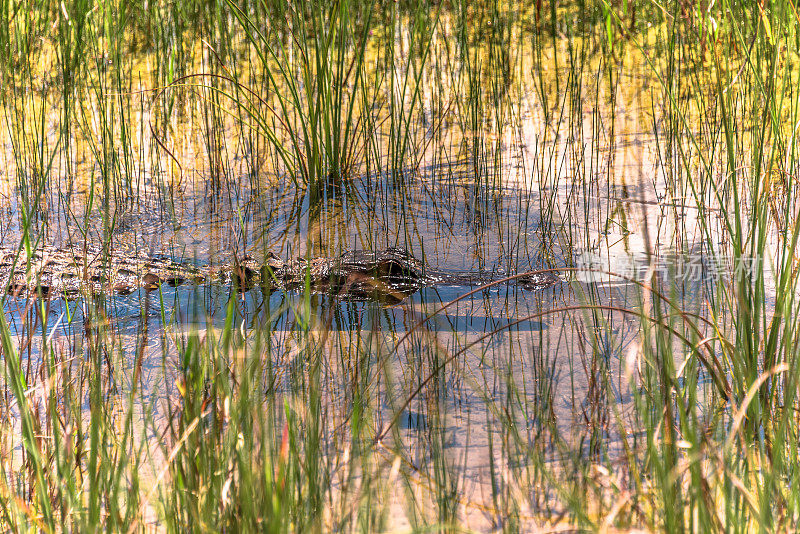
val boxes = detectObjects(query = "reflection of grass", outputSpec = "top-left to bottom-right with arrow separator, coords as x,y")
2,0 -> 800,530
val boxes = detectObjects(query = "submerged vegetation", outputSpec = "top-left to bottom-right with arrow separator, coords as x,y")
1,0 -> 800,530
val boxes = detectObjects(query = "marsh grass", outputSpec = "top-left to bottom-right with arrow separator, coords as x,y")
1,0 -> 800,531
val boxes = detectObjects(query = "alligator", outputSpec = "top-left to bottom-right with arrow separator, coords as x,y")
0,246 -> 561,301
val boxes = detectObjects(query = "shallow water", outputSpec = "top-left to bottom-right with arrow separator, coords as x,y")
0,5 -> 775,528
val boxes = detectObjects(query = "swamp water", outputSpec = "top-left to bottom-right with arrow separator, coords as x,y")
0,1 -> 792,531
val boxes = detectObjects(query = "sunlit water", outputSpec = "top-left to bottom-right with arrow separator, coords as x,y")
0,13 -> 764,527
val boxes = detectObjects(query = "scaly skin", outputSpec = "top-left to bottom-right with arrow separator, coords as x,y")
0,246 -> 560,300
0,246 -> 208,298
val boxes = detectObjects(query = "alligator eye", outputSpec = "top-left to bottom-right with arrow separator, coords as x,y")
114,281 -> 136,295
